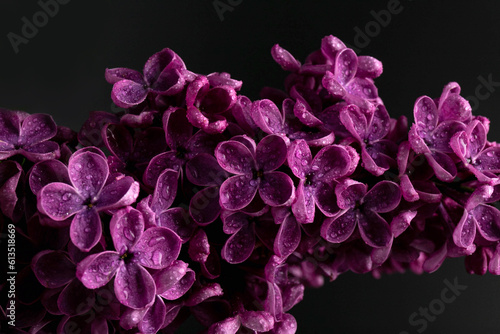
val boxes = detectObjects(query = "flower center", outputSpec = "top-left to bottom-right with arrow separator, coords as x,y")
253,169 -> 264,179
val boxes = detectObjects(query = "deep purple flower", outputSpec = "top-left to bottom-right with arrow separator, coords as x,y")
77,207 -> 182,309
186,75 -> 237,134
453,185 -> 500,248
186,153 -> 228,225
215,134 -> 294,210
0,160 -> 24,221
77,111 -> 119,147
143,107 -> 221,187
0,109 -> 59,162
38,149 -> 140,251
340,103 -> 397,175
450,119 -> 500,184
106,48 -> 186,108
321,180 -> 401,247
287,139 -> 357,224
409,82 -> 472,181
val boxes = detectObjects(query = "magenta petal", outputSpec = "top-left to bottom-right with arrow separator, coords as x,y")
0,161 -> 23,219
474,204 -> 500,242
216,140 -> 255,175
260,171 -> 294,207
76,251 -> 121,289
39,183 -> 83,220
427,151 -> 457,182
335,179 -> 366,210
115,262 -> 156,309
431,120 -> 466,153
151,169 -> 179,213
163,108 -> 193,150
57,279 -> 94,316
346,77 -> 378,100
96,176 -> 139,211
22,141 -> 60,162
287,139 -> 312,179
322,71 -> 347,98
311,145 -> 352,182
414,96 -> 438,134
186,153 -> 227,186
368,104 -> 391,141
251,99 -> 284,135
105,67 -> 143,84
157,207 -> 196,242
321,209 -> 357,243
222,223 -> 255,264
453,210 -> 477,248
274,213 -> 301,258
132,126 -> 167,162
111,79 -> 148,108
339,105 -> 366,142
271,44 -> 301,72
256,134 -> 288,171
440,94 -> 472,122
240,311 -> 274,332
222,211 -> 251,234
110,207 -> 144,254
292,181 -> 315,224
293,99 -> 323,127
357,56 -> 383,78
201,86 -> 237,114
400,174 -> 419,202
208,316 -> 241,334
139,296 -> 167,334
143,48 -> 184,84
143,151 -> 182,188
467,120 -> 486,158
274,313 -> 298,334
185,282 -> 224,307
29,159 -> 69,194
362,181 -> 401,213
102,123 -> 133,162
68,151 -> 108,199
190,186 -> 221,225
156,262 -> 195,300
19,113 -> 57,146
220,175 -> 259,210
151,68 -> 185,95
133,227 -> 182,269
358,210 -> 392,248
32,251 -> 75,288
390,210 -> 417,238
0,109 -> 21,144
477,147 -> 500,173
70,209 -> 102,252
314,180 -> 340,217
334,48 -> 357,85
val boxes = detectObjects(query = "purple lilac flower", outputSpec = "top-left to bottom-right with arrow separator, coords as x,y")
0,160 -> 24,221
38,149 -> 140,251
215,134 -> 294,210
0,109 -> 59,162
77,207 -> 182,309
287,139 -> 357,224
106,48 -> 186,108
321,180 -> 401,247
450,119 -> 500,184
408,82 -> 472,181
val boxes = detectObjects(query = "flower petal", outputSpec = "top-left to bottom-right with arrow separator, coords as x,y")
151,169 -> 179,214
414,96 -> 438,135
362,181 -> 401,213
339,104 -> 366,142
157,207 -> 196,243
139,296 -> 167,334
251,99 -> 285,135
322,71 -> 347,98
222,223 -> 255,264
474,204 -> 500,242
76,251 -> 121,289
32,250 -> 75,288
439,94 -> 471,122
105,67 -> 143,84
77,111 -> 120,147
208,316 -> 241,334
287,139 -> 312,179
358,210 -> 392,248
110,207 -> 144,254
453,210 -> 477,248
111,79 -> 148,108
314,180 -> 340,217
68,151 -> 108,199
115,262 -> 156,309
259,171 -> 294,207
321,209 -> 357,243
200,86 -> 237,114
256,134 -> 288,172
157,265 -> 195,300
291,181 -> 315,224
19,114 -> 57,146
96,176 -> 140,211
133,227 -> 182,269
215,140 -> 255,175
311,144 -> 352,182
163,107 -> 193,150
271,44 -> 301,72
21,141 -> 60,162
334,48 -> 357,85
29,159 -> 69,195
186,153 -> 227,186
102,123 -> 133,162
143,48 -> 185,85
70,209 -> 102,252
357,56 -> 383,78
143,151 -> 182,188
431,120 -> 466,153
240,310 -> 274,332
0,109 -> 21,145
274,213 -> 301,258
190,186 -> 221,225
476,147 -> 500,173
39,182 -> 83,220
220,174 -> 259,210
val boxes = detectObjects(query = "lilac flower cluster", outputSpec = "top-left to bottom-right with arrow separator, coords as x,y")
2,36 -> 500,333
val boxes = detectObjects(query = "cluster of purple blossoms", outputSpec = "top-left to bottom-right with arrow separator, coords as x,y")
2,35 -> 500,333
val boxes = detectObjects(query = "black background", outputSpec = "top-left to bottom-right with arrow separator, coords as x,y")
2,1 -> 500,333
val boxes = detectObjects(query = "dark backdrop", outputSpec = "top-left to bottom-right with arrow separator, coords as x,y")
1,1 -> 500,333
